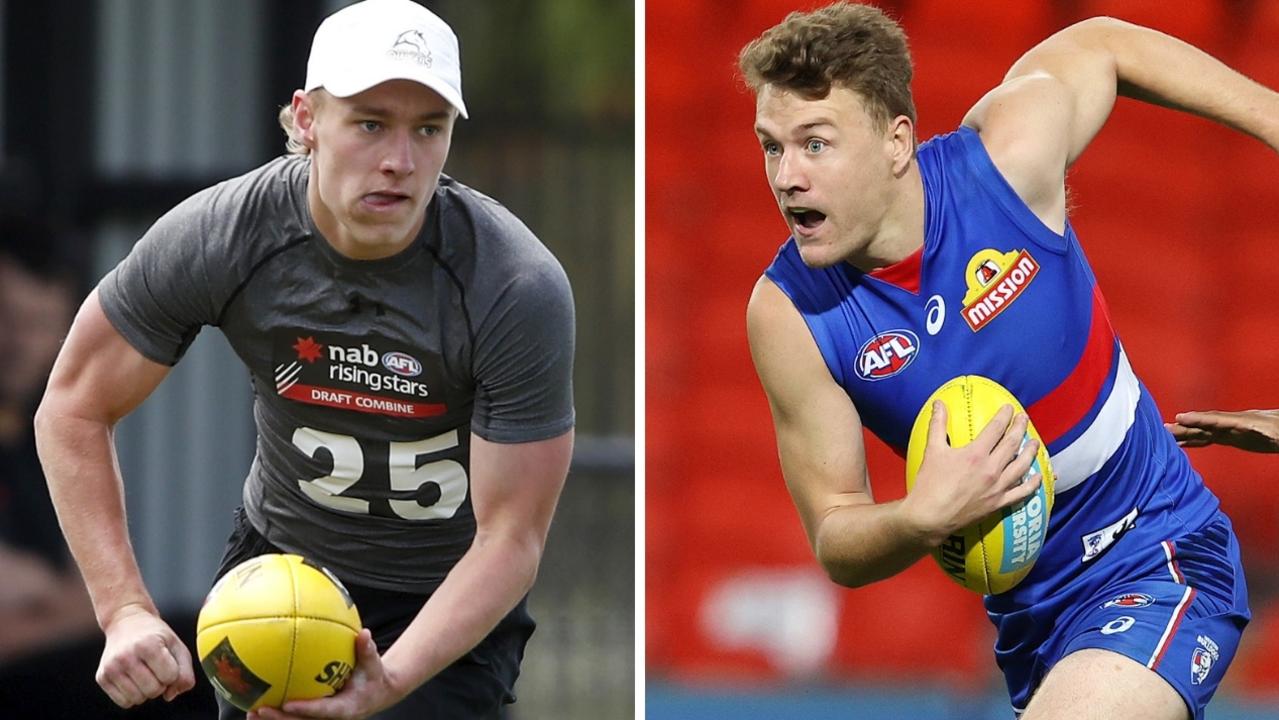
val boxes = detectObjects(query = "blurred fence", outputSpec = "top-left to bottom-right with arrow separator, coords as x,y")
522,444 -> 635,718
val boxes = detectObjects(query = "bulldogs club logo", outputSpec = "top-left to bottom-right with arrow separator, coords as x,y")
854,330 -> 919,381
1191,635 -> 1220,685
960,248 -> 1040,332
1081,507 -> 1139,564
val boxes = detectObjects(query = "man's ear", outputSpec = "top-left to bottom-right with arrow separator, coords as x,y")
292,90 -> 319,150
889,114 -> 915,177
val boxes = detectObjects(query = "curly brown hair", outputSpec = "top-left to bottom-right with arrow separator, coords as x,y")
738,2 -> 916,130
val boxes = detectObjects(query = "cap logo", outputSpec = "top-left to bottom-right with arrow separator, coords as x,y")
388,29 -> 432,67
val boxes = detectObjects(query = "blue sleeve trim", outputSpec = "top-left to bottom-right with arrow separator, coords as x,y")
954,126 -> 1073,256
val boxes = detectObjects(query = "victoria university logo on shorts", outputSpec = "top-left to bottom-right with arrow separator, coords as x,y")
273,331 -> 447,418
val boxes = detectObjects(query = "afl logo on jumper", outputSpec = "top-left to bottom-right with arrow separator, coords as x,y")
961,248 -> 1040,331
381,352 -> 423,377
855,330 -> 919,381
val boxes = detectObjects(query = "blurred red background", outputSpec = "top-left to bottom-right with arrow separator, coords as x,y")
646,0 -> 1279,698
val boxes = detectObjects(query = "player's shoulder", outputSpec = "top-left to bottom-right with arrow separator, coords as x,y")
434,176 -> 538,246
164,155 -> 312,262
914,125 -> 986,176
747,274 -> 805,349
198,155 -> 310,231
168,155 -> 308,237
129,156 -> 309,264
431,175 -> 566,285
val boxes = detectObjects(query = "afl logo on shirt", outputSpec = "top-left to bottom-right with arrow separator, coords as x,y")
382,351 -> 423,377
855,330 -> 919,381
961,248 -> 1040,332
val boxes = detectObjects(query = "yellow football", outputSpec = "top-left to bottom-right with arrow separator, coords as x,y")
905,375 -> 1055,594
196,553 -> 361,711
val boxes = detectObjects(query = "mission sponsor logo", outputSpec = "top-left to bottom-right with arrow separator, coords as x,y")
273,333 -> 447,418
961,248 -> 1040,331
854,330 -> 919,381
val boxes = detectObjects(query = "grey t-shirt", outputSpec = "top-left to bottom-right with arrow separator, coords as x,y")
99,156 -> 575,592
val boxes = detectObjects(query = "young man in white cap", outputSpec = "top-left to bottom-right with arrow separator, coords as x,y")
35,1 -> 575,718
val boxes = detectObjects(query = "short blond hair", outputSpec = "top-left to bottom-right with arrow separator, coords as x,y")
277,90 -> 326,156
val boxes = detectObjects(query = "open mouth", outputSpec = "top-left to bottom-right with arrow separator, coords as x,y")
787,207 -> 827,232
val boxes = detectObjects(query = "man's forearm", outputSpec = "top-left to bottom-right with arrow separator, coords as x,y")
1080,18 -> 1279,149
34,408 -> 157,629
812,498 -> 935,588
380,528 -> 542,693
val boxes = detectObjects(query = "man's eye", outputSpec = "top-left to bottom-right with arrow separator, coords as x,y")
762,142 -> 780,156
806,139 -> 826,153
360,121 -> 380,132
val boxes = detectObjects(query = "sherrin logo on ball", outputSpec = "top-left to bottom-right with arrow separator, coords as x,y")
196,553 -> 361,712
905,376 -> 1056,594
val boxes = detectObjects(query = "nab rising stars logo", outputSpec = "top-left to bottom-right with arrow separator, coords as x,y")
854,330 -> 919,381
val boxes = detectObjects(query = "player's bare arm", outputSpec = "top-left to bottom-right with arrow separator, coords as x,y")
263,430 -> 573,720
1167,409 -> 1279,453
965,16 -> 1279,232
747,277 -> 1039,587
33,289 -> 196,707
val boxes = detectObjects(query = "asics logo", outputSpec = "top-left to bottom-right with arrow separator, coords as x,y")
925,294 -> 945,335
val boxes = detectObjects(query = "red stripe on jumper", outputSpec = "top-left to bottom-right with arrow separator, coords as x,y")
1027,286 -> 1116,444
867,243 -> 923,295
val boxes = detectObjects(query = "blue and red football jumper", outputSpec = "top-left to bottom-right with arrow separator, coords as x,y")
764,127 -> 1249,717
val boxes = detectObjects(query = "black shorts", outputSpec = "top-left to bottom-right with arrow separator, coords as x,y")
210,507 -> 535,720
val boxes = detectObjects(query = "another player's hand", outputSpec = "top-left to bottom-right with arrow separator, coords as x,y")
251,629 -> 406,720
903,403 -> 1042,545
1166,409 -> 1279,453
97,603 -> 196,707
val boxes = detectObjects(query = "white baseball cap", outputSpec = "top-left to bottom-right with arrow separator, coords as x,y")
304,0 -> 468,118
